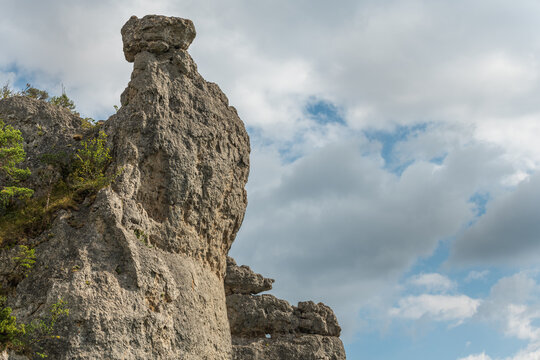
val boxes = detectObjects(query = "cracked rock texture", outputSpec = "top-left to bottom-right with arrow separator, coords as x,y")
225,257 -> 346,359
1,14 -> 248,360
225,256 -> 274,295
0,14 -> 346,360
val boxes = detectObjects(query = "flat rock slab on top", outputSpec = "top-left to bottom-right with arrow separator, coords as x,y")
121,15 -> 197,62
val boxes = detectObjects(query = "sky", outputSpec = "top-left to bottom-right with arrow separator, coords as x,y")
1,1 -> 540,359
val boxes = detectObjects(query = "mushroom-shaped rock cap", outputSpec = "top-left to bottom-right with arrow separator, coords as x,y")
121,15 -> 196,62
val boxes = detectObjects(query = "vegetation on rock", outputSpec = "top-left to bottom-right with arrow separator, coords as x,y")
0,121 -> 34,209
49,93 -> 76,112
0,296 -> 69,358
0,131 -> 115,247
12,245 -> 36,278
70,130 -> 112,188
1,82 -> 89,122
0,100 -> 115,247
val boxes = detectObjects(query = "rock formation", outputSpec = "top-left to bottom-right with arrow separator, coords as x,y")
0,15 -> 346,359
225,257 -> 346,360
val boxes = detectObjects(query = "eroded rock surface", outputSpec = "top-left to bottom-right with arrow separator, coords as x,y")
233,335 -> 346,360
1,14 -> 248,360
121,15 -> 196,62
226,258 -> 346,359
0,14 -> 346,360
225,256 -> 274,295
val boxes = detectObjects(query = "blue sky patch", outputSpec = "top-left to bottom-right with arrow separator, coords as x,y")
468,192 -> 491,217
430,153 -> 447,165
364,123 -> 428,175
304,98 -> 345,125
1,64 -> 36,90
347,319 -> 526,360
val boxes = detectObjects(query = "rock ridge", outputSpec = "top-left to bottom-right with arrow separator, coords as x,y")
225,257 -> 346,359
0,14 -> 346,360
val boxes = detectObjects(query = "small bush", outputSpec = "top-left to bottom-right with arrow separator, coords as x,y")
49,93 -> 75,112
1,82 -> 14,99
0,181 -> 77,247
13,245 -> 36,277
70,131 -> 112,189
1,82 -> 79,115
21,84 -> 48,101
0,130 -> 116,247
0,121 -> 34,209
0,296 -> 69,357
0,296 -> 25,350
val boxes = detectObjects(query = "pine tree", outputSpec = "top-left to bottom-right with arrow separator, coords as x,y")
0,121 -> 33,208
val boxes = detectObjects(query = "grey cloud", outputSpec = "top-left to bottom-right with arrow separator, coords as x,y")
4,0 -> 540,141
474,272 -> 540,348
451,172 -> 540,265
230,131 -> 513,336
2,0 -> 539,341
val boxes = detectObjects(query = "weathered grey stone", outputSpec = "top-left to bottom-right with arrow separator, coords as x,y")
295,301 -> 341,337
227,294 -> 341,338
232,335 -> 347,360
0,14 -> 346,360
226,258 -> 345,359
228,294 -> 297,336
1,14 -> 248,359
225,256 -> 274,295
0,350 -> 27,360
110,15 -> 250,275
121,15 -> 196,62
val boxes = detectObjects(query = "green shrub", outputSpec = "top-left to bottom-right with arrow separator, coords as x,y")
0,296 -> 25,350
70,131 -> 112,189
49,93 -> 75,112
1,82 -> 14,99
13,245 -> 36,277
0,130 -> 116,247
0,121 -> 34,208
21,84 -> 48,101
0,180 -> 77,247
1,82 -> 79,115
0,296 -> 69,357
81,118 -> 96,130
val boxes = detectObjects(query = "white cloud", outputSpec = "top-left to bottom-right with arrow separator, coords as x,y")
231,123 -> 520,337
465,270 -> 490,283
3,1 -> 540,358
467,272 -> 540,360
507,347 -> 540,360
389,294 -> 480,322
461,347 -> 540,360
408,273 -> 456,293
504,304 -> 540,341
458,353 -> 492,360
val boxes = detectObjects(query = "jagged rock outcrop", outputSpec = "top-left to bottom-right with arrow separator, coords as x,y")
0,14 -> 346,360
225,256 -> 274,295
1,14 -> 248,359
225,257 -> 346,359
